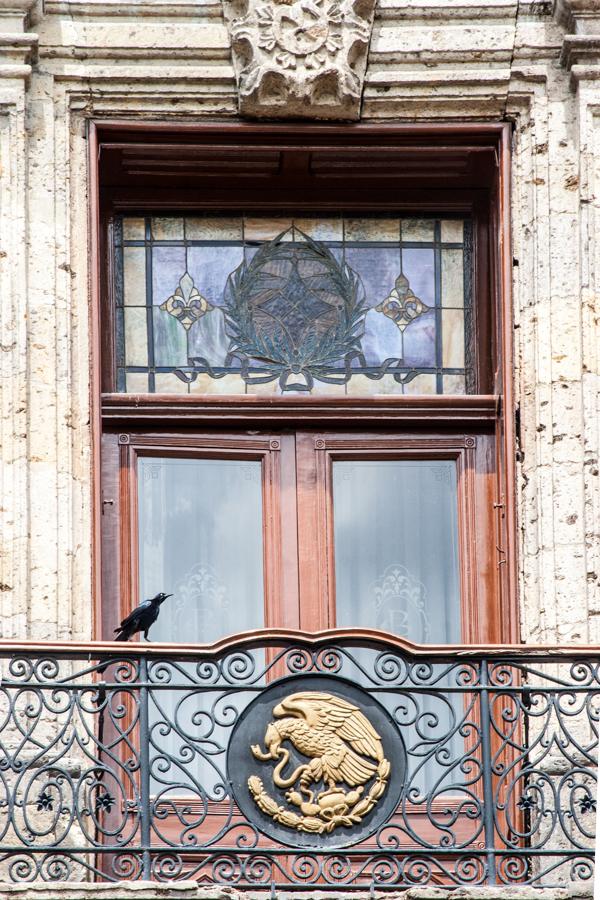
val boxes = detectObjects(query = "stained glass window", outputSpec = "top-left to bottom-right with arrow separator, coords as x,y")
113,215 -> 473,395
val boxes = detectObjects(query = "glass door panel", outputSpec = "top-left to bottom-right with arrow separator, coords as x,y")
332,457 -> 464,799
332,459 -> 460,642
136,455 -> 266,800
137,456 -> 265,642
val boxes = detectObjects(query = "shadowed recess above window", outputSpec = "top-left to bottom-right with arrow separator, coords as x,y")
113,215 -> 473,396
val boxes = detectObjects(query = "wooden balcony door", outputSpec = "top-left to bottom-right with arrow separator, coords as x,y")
101,426 -> 499,645
99,425 -> 501,877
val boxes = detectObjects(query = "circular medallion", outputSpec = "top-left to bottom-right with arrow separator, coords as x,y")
227,675 -> 406,848
273,4 -> 330,57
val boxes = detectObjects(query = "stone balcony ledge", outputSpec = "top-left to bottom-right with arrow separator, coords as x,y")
0,885 -> 594,900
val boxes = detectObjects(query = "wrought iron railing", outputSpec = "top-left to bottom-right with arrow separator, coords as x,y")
0,632 -> 597,889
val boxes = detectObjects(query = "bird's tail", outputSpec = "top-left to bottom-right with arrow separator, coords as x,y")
113,629 -> 128,642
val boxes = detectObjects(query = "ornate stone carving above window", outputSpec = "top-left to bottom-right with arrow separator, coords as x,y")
222,0 -> 377,120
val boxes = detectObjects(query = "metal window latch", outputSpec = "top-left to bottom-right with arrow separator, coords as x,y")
102,498 -> 115,513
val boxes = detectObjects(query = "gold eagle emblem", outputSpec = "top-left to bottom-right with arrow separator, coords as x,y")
248,691 -> 390,834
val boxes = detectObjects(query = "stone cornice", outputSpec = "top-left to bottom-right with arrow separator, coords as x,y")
561,32 -> 600,66
42,0 -> 221,17
0,0 -> 39,74
0,0 -> 37,11
0,0 -> 39,28
556,0 -> 600,81
554,0 -> 600,32
0,31 -> 37,74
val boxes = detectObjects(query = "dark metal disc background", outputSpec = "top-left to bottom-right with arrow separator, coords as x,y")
227,674 -> 406,849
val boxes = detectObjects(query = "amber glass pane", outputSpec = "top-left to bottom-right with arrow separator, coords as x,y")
332,459 -> 461,643
114,215 -> 473,396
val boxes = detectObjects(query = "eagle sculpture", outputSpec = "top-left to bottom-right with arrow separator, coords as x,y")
251,691 -> 385,818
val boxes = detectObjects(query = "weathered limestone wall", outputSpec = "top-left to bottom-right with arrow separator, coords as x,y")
509,0 -> 600,645
0,0 -> 598,645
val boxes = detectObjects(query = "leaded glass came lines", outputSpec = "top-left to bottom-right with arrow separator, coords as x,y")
114,215 -> 473,395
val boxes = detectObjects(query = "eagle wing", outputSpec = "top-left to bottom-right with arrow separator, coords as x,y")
275,692 -> 384,763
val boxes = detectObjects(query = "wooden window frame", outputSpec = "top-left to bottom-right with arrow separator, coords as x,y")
90,121 -> 517,647
296,431 -> 497,641
100,431 -> 299,641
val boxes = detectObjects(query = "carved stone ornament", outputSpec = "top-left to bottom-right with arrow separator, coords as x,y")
222,0 -> 377,120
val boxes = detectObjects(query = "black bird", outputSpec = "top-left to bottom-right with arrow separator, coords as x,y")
114,592 -> 173,642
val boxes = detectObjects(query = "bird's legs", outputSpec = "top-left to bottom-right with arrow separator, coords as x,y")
299,761 -> 322,799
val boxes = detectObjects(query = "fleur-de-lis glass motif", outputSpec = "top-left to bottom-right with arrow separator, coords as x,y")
376,273 -> 430,332
160,272 -> 213,331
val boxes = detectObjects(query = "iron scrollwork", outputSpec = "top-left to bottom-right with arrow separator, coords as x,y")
0,639 -> 596,888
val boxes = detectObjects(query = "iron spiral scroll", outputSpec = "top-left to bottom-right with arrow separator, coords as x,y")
0,633 -> 596,888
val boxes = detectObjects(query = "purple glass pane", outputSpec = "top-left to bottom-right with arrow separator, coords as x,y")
360,307 -> 404,366
152,247 -> 186,305
187,246 -> 245,308
187,306 -> 231,367
403,310 -> 436,367
402,248 -> 435,306
344,247 -> 400,308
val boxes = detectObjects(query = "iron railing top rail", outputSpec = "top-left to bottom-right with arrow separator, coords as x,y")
0,629 -> 599,661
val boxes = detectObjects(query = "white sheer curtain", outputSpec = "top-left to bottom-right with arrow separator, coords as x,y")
138,456 -> 264,643
137,456 -> 265,797
333,459 -> 463,798
333,459 -> 460,642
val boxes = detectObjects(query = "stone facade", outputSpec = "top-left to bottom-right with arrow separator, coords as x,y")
2,0 -> 597,647
0,0 -> 599,897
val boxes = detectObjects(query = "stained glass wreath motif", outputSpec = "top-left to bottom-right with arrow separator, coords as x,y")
116,216 -> 471,395
220,229 -> 368,391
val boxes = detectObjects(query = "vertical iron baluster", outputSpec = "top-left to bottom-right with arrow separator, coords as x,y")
139,656 -> 152,880
479,658 -> 496,884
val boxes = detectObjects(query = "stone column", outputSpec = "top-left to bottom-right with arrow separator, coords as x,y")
555,0 -> 600,646
0,0 -> 38,638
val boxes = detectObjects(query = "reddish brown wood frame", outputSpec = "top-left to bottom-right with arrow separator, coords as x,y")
89,120 -> 517,648
100,431 -> 298,640
297,431 -> 497,641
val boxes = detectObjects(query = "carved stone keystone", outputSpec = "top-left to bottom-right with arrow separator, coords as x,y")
222,0 -> 377,120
